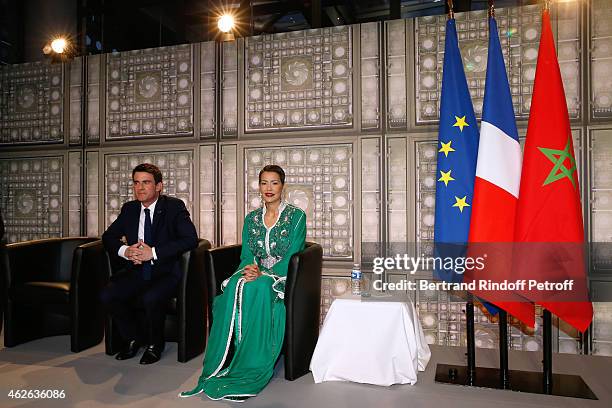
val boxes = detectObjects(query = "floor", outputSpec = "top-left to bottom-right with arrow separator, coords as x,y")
1,336 -> 611,408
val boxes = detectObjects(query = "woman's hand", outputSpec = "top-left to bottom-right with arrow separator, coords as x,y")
242,263 -> 262,282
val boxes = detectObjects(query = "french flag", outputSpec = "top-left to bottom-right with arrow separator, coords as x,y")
466,16 -> 535,327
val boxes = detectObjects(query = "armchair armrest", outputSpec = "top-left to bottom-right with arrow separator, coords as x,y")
70,239 -> 108,352
205,244 -> 242,297
5,237 -> 97,285
284,242 -> 323,380
70,240 -> 109,310
204,244 -> 242,327
176,239 -> 211,362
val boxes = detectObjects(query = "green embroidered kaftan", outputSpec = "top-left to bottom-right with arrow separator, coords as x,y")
182,202 -> 306,401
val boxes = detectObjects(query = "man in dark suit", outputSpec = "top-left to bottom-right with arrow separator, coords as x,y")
100,163 -> 198,364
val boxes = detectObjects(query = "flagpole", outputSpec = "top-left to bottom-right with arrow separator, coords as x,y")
543,309 -> 553,393
539,0 -> 553,395
486,0 -> 511,389
444,0 -> 476,386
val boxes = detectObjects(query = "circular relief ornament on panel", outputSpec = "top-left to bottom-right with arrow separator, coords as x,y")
330,279 -> 350,296
16,86 -> 37,111
136,72 -> 161,101
16,191 -> 35,216
461,42 -> 488,73
274,151 -> 286,164
284,61 -> 310,87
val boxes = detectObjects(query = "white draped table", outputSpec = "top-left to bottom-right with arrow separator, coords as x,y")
310,298 -> 431,386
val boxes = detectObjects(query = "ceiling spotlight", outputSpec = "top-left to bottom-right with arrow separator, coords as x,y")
217,14 -> 235,33
51,38 -> 68,54
42,36 -> 75,63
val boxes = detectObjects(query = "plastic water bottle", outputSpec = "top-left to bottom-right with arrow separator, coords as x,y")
351,263 -> 362,295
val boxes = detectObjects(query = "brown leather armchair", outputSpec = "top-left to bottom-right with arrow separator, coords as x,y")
1,237 -> 107,352
103,239 -> 211,362
205,242 -> 323,381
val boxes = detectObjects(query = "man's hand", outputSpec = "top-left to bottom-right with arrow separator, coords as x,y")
133,240 -> 154,262
242,263 -> 262,282
124,242 -> 143,265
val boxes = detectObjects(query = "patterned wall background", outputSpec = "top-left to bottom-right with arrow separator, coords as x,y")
106,45 -> 193,140
244,27 -> 352,132
0,62 -> 64,145
2,1 -> 612,356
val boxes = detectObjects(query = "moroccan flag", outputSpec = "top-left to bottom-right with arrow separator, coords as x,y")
433,18 -> 479,283
466,16 -> 535,327
513,10 -> 592,332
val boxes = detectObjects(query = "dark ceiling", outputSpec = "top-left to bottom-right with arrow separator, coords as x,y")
80,0 -> 534,53
0,0 -> 536,64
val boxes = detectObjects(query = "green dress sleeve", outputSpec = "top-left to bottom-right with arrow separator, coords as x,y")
237,214 -> 256,272
220,214 -> 255,291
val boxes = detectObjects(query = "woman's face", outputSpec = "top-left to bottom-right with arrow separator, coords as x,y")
259,171 -> 284,205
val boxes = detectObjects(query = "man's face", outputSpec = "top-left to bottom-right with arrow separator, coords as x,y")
132,171 -> 162,206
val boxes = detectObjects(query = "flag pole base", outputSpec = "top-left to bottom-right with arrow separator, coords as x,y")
434,364 -> 597,400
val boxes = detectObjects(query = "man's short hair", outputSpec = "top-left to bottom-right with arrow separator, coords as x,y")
132,163 -> 163,184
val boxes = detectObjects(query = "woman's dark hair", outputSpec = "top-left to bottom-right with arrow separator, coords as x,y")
132,163 -> 163,184
259,165 -> 285,185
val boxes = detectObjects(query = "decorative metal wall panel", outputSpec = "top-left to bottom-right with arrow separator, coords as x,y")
87,55 -> 101,144
415,140 -> 437,256
222,42 -> 238,138
320,276 -> 351,326
361,138 -> 381,260
387,137 -> 408,255
0,156 -> 63,242
385,20 -> 407,130
0,62 -> 63,145
221,144 -> 238,244
68,151 -> 82,235
415,279 -> 544,350
69,58 -> 83,145
199,145 -> 216,244
244,143 -> 353,258
414,4 -> 581,124
590,129 -> 612,270
555,1 -> 581,120
86,151 -> 99,236
104,151 -> 193,228
200,42 -> 216,138
106,44 -> 193,140
244,27 -> 353,132
592,291 -> 612,356
590,0 -> 612,120
361,22 -> 380,130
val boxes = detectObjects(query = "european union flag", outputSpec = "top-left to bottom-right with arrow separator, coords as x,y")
433,18 -> 479,283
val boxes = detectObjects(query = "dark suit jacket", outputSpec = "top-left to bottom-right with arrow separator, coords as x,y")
102,195 -> 198,280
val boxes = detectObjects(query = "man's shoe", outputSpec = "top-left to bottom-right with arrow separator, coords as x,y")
139,343 -> 164,365
115,340 -> 141,360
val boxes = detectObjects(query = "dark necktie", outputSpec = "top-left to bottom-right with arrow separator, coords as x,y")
143,208 -> 152,280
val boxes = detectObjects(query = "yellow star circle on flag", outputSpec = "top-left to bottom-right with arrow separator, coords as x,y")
453,196 -> 470,212
438,170 -> 455,187
453,115 -> 469,132
439,141 -> 456,157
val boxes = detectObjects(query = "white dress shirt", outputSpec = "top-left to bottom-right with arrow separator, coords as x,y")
118,199 -> 158,262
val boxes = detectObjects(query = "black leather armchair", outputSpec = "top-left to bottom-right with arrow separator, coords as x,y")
205,242 -> 323,381
104,239 -> 211,362
1,237 -> 106,352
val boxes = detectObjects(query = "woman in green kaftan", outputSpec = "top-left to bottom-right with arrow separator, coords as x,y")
180,165 -> 306,402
